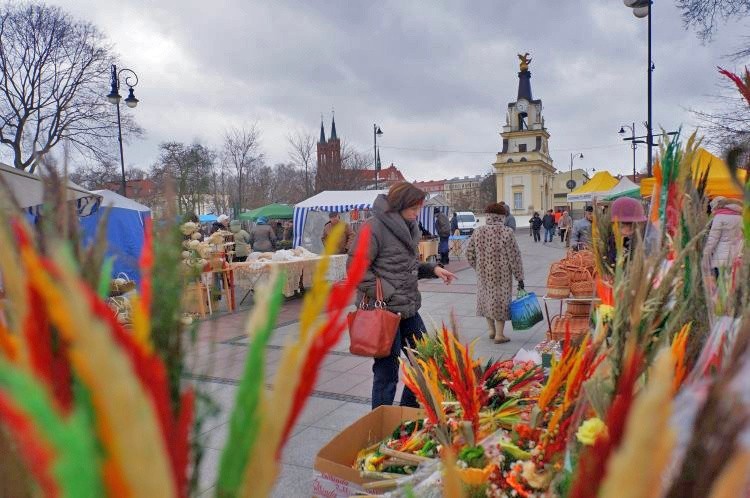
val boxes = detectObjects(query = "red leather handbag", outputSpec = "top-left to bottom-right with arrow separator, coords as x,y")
347,278 -> 401,358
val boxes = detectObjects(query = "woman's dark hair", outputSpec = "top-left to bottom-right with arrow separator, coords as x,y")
485,203 -> 507,215
387,182 -> 427,212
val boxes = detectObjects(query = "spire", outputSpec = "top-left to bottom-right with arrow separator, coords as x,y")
517,52 -> 533,101
319,114 -> 326,143
330,110 -> 338,141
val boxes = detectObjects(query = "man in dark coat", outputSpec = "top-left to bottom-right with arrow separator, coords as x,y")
542,209 -> 556,243
433,207 -> 451,264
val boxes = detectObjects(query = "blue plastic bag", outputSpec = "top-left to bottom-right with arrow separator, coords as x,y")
510,290 -> 543,330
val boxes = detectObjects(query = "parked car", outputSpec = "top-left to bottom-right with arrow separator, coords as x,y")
456,211 -> 479,235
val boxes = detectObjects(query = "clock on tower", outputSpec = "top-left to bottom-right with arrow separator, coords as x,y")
492,54 -> 556,227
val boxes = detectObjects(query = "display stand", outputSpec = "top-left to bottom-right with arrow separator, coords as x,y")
542,295 -> 599,338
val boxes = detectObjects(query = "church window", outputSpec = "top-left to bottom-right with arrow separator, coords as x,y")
513,192 -> 523,211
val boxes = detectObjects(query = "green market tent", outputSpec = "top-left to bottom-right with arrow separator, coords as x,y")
602,177 -> 641,201
238,203 -> 294,221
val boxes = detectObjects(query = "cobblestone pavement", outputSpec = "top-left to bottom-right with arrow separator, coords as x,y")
184,229 -> 568,496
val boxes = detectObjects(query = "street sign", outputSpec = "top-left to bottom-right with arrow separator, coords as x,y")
566,179 -> 577,190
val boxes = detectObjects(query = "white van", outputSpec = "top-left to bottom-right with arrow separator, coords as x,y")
456,211 -> 479,235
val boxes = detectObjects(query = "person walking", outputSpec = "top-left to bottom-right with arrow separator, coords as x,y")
542,209 -> 556,243
451,212 -> 459,235
529,212 -> 542,242
211,214 -> 230,234
248,216 -> 277,252
466,203 -> 524,344
229,220 -> 251,262
499,201 -> 516,230
571,206 -> 594,250
350,182 -> 456,409
321,212 -> 355,254
703,196 -> 743,280
559,210 -> 572,245
434,207 -> 451,264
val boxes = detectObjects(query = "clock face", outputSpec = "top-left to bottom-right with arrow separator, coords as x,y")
516,100 -> 529,113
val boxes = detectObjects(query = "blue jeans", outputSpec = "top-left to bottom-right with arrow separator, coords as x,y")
371,314 -> 426,409
544,227 -> 555,242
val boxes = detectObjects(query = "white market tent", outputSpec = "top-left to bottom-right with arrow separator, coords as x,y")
0,162 -> 101,217
595,177 -> 639,201
293,190 -> 449,250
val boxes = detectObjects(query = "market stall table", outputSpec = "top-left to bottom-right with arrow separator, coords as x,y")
231,254 -> 348,304
449,234 -> 470,260
418,239 -> 438,262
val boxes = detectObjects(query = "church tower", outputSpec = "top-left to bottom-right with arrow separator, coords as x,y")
315,113 -> 342,192
493,54 -> 555,225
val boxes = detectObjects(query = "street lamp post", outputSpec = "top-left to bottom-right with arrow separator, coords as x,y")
106,64 -> 139,197
568,152 -> 583,191
619,123 -> 639,181
623,0 -> 654,176
621,127 -> 678,179
373,124 -> 383,190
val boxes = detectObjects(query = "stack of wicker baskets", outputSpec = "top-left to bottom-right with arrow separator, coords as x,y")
545,250 -> 597,341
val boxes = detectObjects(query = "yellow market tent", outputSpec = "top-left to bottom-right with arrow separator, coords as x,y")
566,171 -> 620,203
640,148 -> 747,199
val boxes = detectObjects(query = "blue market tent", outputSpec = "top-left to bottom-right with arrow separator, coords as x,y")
79,190 -> 151,284
199,213 -> 218,223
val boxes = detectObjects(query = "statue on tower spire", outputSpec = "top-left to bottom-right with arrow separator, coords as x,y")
517,52 -> 532,71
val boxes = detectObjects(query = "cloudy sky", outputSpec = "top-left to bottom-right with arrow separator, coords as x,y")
51,0 -> 749,181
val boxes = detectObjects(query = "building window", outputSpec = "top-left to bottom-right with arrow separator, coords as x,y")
513,192 -> 523,211
518,144 -> 527,153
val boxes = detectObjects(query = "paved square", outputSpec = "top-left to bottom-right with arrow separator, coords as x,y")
185,230 -> 568,496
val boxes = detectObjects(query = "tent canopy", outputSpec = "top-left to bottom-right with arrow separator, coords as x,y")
601,177 -> 640,201
239,203 -> 294,221
293,190 -> 449,248
567,171 -> 619,203
79,190 -> 150,284
199,214 -> 218,223
0,162 -> 101,217
640,148 -> 747,199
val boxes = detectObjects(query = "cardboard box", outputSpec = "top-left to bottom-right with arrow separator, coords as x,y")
312,405 -> 425,497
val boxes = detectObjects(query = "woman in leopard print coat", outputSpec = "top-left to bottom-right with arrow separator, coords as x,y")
466,203 -> 525,343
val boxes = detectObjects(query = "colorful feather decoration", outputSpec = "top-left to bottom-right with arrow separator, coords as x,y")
718,66 -> 750,106
599,348 -> 675,498
0,360 -> 103,498
279,223 -> 371,445
215,269 -> 285,498
569,344 -> 643,498
11,220 -> 178,497
0,390 -> 59,497
236,225 -> 371,498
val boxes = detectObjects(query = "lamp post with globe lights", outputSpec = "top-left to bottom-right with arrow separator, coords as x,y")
106,64 -> 139,197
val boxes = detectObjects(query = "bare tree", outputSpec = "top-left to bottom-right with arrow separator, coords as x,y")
268,162 -> 308,204
287,130 -> 315,197
222,124 -> 262,216
676,0 -> 750,41
69,159 -> 147,190
152,142 -> 214,214
0,3 -> 140,172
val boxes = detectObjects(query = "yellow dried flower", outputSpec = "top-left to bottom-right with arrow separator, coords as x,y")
576,417 -> 608,446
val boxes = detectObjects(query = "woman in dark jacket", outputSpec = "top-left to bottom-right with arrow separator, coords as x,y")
349,182 -> 456,409
529,212 -> 542,242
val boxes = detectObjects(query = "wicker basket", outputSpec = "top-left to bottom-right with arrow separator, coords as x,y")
549,314 -> 590,341
567,300 -> 592,316
568,268 -> 592,283
571,280 -> 595,298
546,269 -> 570,298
